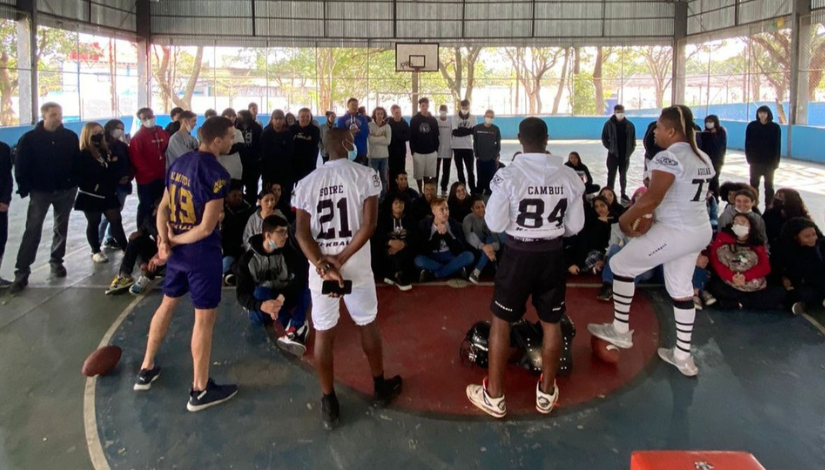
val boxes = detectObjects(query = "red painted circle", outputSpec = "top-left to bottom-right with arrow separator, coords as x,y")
302,284 -> 659,416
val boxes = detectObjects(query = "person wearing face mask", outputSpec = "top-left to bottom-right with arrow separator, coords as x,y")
130,107 -> 170,229
387,104 -> 411,188
291,107 -> 322,183
236,214 -> 311,355
601,104 -> 636,202
698,115 -> 727,199
717,188 -> 767,242
745,105 -> 782,208
435,104 -> 453,196
99,119 -> 133,251
11,102 -> 81,293
319,111 -> 337,163
707,213 -> 785,311
166,110 -> 200,169
74,122 -> 129,264
260,109 -> 295,192
472,110 -> 501,196
452,99 -> 477,194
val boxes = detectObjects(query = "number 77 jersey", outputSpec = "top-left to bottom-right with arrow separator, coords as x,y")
485,153 -> 586,240
647,142 -> 716,229
291,158 -> 382,255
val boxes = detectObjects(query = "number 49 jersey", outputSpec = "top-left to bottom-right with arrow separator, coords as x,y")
485,153 -> 586,240
647,142 -> 716,229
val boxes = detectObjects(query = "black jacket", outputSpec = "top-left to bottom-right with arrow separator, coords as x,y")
698,127 -> 727,170
745,107 -> 782,167
642,121 -> 664,161
564,160 -> 594,187
238,121 -> 263,165
376,211 -> 419,252
387,117 -> 411,158
0,141 -> 11,205
107,139 -> 132,194
472,124 -> 501,162
259,125 -> 294,186
290,123 -> 321,182
15,123 -> 80,197
601,116 -> 636,161
409,113 -> 439,155
164,121 -> 181,136
221,199 -> 255,258
235,233 -> 308,312
76,148 -> 120,201
781,238 -> 825,290
418,217 -> 468,256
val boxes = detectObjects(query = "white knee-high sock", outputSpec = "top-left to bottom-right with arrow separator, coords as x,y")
673,299 -> 696,360
612,275 -> 635,333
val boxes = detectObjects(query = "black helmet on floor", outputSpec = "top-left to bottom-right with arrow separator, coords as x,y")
459,321 -> 491,369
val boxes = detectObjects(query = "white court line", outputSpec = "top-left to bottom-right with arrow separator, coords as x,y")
802,313 -> 825,336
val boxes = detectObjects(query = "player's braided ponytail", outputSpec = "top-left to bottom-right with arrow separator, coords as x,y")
662,105 -> 709,165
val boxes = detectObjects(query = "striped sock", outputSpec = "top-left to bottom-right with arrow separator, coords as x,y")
673,299 -> 696,360
612,275 -> 635,333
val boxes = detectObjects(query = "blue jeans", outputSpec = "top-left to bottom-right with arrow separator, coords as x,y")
693,267 -> 708,291
602,244 -> 658,284
222,256 -> 236,275
98,187 -> 129,243
247,285 -> 310,328
369,158 -> 389,196
474,234 -> 505,272
414,251 -> 474,278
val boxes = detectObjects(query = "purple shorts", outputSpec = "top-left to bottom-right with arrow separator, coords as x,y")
163,244 -> 222,309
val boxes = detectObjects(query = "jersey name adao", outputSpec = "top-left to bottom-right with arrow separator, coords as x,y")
647,142 -> 716,229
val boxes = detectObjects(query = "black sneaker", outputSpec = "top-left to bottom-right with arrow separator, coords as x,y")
9,276 -> 28,295
373,375 -> 403,408
102,238 -> 120,251
419,270 -> 434,283
133,365 -> 161,391
620,194 -> 631,204
51,264 -> 67,278
456,267 -> 469,280
187,378 -> 238,412
0,277 -> 11,289
321,393 -> 340,430
597,284 -> 613,302
394,272 -> 412,292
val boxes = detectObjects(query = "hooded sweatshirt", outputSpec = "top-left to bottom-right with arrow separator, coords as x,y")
409,112 -> 440,155
235,233 -> 308,312
129,125 -> 170,185
745,106 -> 782,167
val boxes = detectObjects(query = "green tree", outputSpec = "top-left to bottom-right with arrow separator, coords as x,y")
151,45 -> 204,112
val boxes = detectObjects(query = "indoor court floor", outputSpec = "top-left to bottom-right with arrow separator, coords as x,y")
1,141 -> 824,470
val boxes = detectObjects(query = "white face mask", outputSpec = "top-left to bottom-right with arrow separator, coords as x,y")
484,117 -> 493,125
706,122 -> 715,129
142,118 -> 156,129
732,224 -> 750,238
111,129 -> 124,139
615,113 -> 625,121
439,111 -> 447,118
461,108 -> 469,114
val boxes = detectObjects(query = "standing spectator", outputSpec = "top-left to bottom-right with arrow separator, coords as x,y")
473,110 -> 501,196
164,107 -> 183,135
447,181 -> 473,223
601,104 -> 636,202
376,193 -> 417,291
435,104 -> 453,196
285,112 -> 296,127
415,197 -> 474,281
642,120 -> 664,165
745,105 -> 782,208
74,121 -> 129,263
237,109 -> 263,205
319,111 -> 337,163
336,98 -> 369,164
248,102 -> 263,127
367,107 -> 392,196
564,151 -> 600,195
387,105 -> 410,187
358,106 -> 372,123
99,119 -> 132,251
409,97 -> 440,193
219,109 -> 245,184
0,138 -> 10,288
780,217 -> 825,315
259,110 -> 294,191
11,102 -> 80,293
204,109 -> 217,119
165,110 -> 199,169
452,99 -> 477,194
291,107 -> 321,183
462,197 -> 503,285
220,182 -> 254,285
130,107 -> 170,228
698,115 -> 727,199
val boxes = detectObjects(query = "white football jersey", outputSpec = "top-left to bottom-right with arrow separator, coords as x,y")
647,142 -> 715,229
485,153 -> 586,240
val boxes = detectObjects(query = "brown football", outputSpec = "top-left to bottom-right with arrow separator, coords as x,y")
591,336 -> 620,364
82,345 -> 122,377
631,213 -> 654,235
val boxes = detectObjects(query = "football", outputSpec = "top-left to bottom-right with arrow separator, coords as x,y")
591,336 -> 620,364
82,345 -> 122,377
631,213 -> 654,235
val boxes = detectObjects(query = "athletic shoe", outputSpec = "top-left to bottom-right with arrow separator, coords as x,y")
693,295 -> 703,311
373,375 -> 403,408
535,376 -> 559,415
596,284 -> 613,302
466,378 -> 506,418
469,269 -> 481,285
700,290 -> 717,306
102,238 -> 120,251
321,393 -> 340,430
51,264 -> 67,278
92,252 -> 109,264
587,323 -> 634,349
133,365 -> 161,391
223,273 -> 236,287
457,267 -> 469,280
419,270 -> 434,283
620,194 -> 631,203
10,275 -> 28,294
394,272 -> 412,291
106,274 -> 134,295
383,276 -> 395,286
0,277 -> 12,289
792,302 -> 806,316
187,378 -> 238,412
657,347 -> 698,377
277,323 -> 310,356
129,275 -> 151,295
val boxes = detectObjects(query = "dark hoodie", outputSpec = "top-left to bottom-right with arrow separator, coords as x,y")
221,198 -> 255,258
745,106 -> 781,167
235,232 -> 308,312
15,122 -> 81,197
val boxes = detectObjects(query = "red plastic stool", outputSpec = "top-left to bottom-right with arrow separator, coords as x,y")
631,451 -> 765,470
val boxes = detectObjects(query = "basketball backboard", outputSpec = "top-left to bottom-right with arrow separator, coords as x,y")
396,43 -> 439,72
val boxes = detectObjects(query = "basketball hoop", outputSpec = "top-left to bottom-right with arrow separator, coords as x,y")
396,43 -> 439,73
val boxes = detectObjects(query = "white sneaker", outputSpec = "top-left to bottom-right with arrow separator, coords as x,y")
92,252 -> 109,264
791,302 -> 806,316
130,275 -> 151,295
693,295 -> 703,311
700,290 -> 717,306
587,323 -> 634,349
657,347 -> 698,377
466,378 -> 506,418
535,377 -> 558,415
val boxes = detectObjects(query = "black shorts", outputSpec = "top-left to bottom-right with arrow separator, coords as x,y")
490,237 -> 566,324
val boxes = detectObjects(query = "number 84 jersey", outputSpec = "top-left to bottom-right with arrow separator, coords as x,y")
485,153 -> 586,240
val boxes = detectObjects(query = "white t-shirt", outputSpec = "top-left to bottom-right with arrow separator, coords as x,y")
292,158 -> 382,289
219,128 -> 244,180
647,142 -> 715,230
437,116 -> 452,158
451,113 -> 476,149
485,152 -> 586,240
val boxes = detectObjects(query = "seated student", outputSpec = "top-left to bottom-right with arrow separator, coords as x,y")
447,181 -> 473,224
566,196 -> 614,276
719,181 -> 743,207
382,171 -> 419,213
598,186 -> 625,216
242,189 -> 285,251
763,188 -> 817,251
462,196 -> 504,285
266,181 -> 294,223
779,217 -> 825,316
564,151 -> 600,194
410,180 -> 437,223
106,200 -> 162,296
235,215 -> 311,355
707,213 -> 785,311
717,188 -> 767,243
415,197 -> 474,282
221,182 -> 255,285
375,193 -> 417,291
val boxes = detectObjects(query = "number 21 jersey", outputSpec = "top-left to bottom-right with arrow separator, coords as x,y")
647,142 -> 715,230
